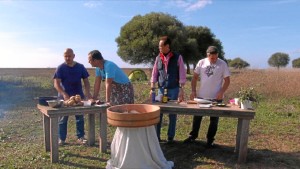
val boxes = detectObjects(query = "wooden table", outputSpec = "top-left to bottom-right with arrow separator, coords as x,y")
37,104 -> 108,163
152,101 -> 255,164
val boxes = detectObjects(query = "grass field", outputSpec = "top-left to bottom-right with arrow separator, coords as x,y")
0,68 -> 299,169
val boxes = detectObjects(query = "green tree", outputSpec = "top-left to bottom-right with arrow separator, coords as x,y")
184,26 -> 224,72
226,59 -> 232,65
181,38 -> 198,74
115,12 -> 224,74
115,12 -> 186,66
268,52 -> 290,69
228,57 -> 250,69
292,58 -> 300,68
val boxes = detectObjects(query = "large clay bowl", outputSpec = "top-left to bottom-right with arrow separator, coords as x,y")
107,104 -> 160,128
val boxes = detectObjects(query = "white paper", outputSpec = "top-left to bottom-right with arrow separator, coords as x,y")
198,104 -> 212,108
194,98 -> 212,104
94,103 -> 109,107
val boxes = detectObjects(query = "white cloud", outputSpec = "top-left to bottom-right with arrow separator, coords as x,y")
174,0 -> 212,11
0,32 -> 61,68
174,0 -> 190,8
0,45 -> 61,68
83,1 -> 102,8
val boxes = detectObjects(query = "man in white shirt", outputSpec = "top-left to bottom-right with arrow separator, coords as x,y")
184,46 -> 230,148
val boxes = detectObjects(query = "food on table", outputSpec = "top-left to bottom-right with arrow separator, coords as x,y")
187,100 -> 197,104
63,95 -> 84,107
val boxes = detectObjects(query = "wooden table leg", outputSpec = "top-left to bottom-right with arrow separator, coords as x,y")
99,111 -> 107,153
43,114 -> 50,152
50,117 -> 59,163
236,119 -> 250,163
88,113 -> 95,146
235,118 -> 242,153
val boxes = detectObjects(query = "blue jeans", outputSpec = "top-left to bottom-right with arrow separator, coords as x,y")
58,115 -> 85,141
156,87 -> 179,141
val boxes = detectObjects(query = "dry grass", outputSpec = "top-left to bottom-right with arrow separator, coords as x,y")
227,69 -> 300,100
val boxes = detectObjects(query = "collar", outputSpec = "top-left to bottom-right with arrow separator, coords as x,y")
159,52 -> 173,64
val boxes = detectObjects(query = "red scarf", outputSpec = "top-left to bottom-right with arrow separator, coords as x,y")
159,52 -> 173,71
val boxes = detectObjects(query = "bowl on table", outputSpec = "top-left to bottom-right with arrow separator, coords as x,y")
107,104 -> 160,128
47,100 -> 63,108
36,96 -> 58,106
82,100 -> 92,107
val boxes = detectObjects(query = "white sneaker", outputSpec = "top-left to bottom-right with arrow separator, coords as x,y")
59,139 -> 65,146
77,137 -> 87,145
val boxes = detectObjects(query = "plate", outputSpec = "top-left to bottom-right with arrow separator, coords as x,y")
193,98 -> 212,104
198,104 -> 212,108
95,103 -> 109,107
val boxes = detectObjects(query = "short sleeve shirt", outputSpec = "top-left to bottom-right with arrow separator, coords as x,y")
194,58 -> 230,99
53,62 -> 89,97
95,60 -> 130,84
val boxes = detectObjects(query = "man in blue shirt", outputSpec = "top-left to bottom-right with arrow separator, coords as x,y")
88,50 -> 134,105
53,48 -> 92,145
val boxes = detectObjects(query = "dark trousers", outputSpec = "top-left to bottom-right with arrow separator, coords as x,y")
189,116 -> 219,143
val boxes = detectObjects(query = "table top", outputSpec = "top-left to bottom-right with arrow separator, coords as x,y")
37,104 -> 108,117
37,102 -> 255,119
152,101 -> 255,119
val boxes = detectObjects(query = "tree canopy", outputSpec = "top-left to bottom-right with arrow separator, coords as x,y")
115,12 -> 224,73
268,52 -> 290,69
115,12 -> 186,65
184,26 -> 224,72
292,58 -> 300,68
228,57 -> 250,69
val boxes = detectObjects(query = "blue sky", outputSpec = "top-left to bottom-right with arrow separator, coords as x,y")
0,0 -> 299,69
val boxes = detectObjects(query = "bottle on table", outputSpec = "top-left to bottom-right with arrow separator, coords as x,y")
151,88 -> 156,103
162,88 -> 168,103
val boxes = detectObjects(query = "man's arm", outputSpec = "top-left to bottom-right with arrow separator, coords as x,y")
177,55 -> 187,86
53,78 -> 69,100
93,76 -> 101,100
190,73 -> 199,100
105,78 -> 113,104
149,57 -> 158,99
83,78 -> 92,99
177,55 -> 187,101
216,76 -> 230,100
150,56 -> 159,88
